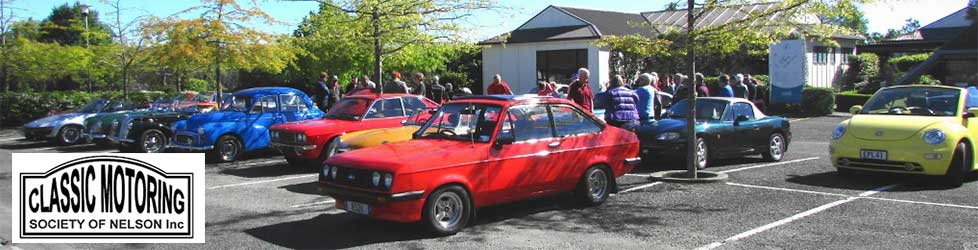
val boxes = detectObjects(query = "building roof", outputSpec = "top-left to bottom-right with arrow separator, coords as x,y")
919,7 -> 973,41
480,3 -> 864,45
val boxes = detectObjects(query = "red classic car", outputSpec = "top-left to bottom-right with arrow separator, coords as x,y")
269,93 -> 439,166
321,95 -> 642,235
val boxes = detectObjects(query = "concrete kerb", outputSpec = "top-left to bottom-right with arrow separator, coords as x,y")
648,170 -> 728,183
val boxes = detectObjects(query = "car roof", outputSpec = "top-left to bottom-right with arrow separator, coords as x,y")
233,87 -> 306,96
452,94 -> 577,106
344,93 -> 420,100
883,84 -> 963,91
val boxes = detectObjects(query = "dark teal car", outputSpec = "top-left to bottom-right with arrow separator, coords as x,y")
637,97 -> 791,169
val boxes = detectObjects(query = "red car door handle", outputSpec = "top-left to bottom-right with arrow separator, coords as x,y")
548,142 -> 561,148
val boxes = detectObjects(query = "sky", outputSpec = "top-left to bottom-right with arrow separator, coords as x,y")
12,0 -> 974,41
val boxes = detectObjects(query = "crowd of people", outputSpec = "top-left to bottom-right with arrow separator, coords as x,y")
485,67 -> 766,132
314,70 -> 475,111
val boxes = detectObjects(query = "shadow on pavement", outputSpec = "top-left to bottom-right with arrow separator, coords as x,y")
785,170 -> 965,191
279,181 -> 322,196
220,162 -> 315,178
53,144 -> 115,152
246,192 -> 722,248
632,155 -> 768,174
0,140 -> 52,150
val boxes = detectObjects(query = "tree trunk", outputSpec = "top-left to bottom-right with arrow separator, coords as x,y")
372,8 -> 383,94
685,0 -> 698,178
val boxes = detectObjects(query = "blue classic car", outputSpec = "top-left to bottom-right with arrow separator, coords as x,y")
22,99 -> 136,145
169,87 -> 325,162
637,97 -> 791,169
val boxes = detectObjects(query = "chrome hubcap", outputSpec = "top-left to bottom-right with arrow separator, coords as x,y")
587,169 -> 608,200
221,139 -> 239,161
770,135 -> 784,159
63,127 -> 80,143
143,132 -> 164,153
696,139 -> 707,168
433,192 -> 463,229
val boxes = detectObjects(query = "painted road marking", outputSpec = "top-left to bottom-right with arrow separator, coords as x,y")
862,196 -> 978,210
0,137 -> 22,142
694,183 -> 900,250
789,117 -> 811,122
726,182 -> 849,197
719,157 -> 820,174
291,199 -> 336,208
614,182 -> 663,195
221,159 -> 286,168
208,174 -> 318,190
624,173 -> 652,177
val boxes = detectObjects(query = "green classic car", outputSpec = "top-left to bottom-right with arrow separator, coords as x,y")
82,99 -> 168,146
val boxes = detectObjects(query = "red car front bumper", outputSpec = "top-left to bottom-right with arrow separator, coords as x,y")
321,183 -> 425,223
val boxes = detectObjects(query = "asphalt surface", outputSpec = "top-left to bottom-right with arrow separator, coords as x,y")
1,114 -> 977,250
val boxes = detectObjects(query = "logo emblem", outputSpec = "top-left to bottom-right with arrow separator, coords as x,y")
875,130 -> 885,137
12,154 -> 205,243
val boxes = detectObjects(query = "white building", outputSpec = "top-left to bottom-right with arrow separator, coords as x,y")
479,3 -> 865,93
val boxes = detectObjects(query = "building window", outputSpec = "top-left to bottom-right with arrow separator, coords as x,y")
537,49 -> 588,84
841,48 -> 853,64
814,46 -> 834,65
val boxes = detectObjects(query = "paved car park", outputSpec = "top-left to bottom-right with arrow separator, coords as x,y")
1,114 -> 976,250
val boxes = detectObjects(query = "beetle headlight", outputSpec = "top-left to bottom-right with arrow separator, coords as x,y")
832,124 -> 846,140
197,126 -> 205,135
371,172 -> 381,186
656,132 -> 681,141
383,173 -> 393,188
297,133 -> 307,143
923,129 -> 945,145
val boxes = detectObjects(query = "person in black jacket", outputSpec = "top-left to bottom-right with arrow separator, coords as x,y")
428,75 -> 447,103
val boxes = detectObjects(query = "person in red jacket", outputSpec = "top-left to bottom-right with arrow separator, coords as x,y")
486,74 -> 513,95
568,68 -> 594,113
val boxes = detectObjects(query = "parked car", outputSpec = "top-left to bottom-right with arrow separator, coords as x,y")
22,99 -> 136,145
593,91 -> 674,121
84,92 -> 223,147
169,87 -> 325,162
320,95 -> 641,235
115,95 -> 232,153
637,97 -> 791,169
270,94 -> 439,167
831,85 -> 978,186
334,110 -> 435,154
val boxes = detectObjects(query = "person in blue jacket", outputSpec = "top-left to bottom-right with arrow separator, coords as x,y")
717,74 -> 735,97
634,73 -> 658,125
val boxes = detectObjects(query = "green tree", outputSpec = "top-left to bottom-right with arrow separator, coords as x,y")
39,3 -> 112,46
292,0 -> 496,89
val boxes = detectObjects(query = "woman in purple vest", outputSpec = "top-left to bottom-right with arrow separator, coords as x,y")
601,75 -> 641,132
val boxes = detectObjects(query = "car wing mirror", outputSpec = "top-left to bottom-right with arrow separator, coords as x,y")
493,136 -> 514,149
734,115 -> 749,124
849,105 -> 863,115
966,107 -> 978,118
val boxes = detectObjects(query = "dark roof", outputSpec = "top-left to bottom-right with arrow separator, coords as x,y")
478,6 -> 650,45
478,25 -> 598,44
558,6 -> 655,37
641,2 -> 782,31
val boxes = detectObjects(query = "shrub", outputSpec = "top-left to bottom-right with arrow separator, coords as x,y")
767,87 -> 836,117
835,90 -> 873,112
185,78 -> 210,92
0,91 -> 174,126
916,74 -> 941,85
844,54 -> 880,91
888,53 -> 931,72
752,75 -> 769,85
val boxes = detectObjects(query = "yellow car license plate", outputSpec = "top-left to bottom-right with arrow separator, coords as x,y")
860,150 -> 887,160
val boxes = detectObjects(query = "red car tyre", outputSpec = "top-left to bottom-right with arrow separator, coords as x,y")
422,185 -> 471,235
576,165 -> 611,206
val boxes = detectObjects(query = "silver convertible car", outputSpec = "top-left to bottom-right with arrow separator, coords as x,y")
21,99 -> 136,145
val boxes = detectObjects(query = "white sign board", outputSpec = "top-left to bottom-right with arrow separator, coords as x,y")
769,40 -> 808,104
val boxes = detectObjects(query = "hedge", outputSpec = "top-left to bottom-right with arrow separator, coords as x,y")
0,91 -> 173,126
835,90 -> 872,112
888,53 -> 931,72
768,87 -> 836,116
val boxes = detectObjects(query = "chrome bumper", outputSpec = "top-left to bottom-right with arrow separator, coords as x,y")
270,142 -> 317,151
625,157 -> 642,166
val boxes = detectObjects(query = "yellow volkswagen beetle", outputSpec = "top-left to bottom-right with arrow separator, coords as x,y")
830,85 -> 978,186
334,111 -> 432,153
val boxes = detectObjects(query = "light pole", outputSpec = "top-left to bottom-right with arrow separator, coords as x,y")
81,4 -> 91,92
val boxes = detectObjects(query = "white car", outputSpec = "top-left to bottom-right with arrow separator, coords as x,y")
21,99 -> 134,145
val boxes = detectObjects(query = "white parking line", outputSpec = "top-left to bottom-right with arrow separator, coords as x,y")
224,159 -> 285,168
291,199 -> 336,208
719,157 -> 820,174
624,173 -> 651,177
726,182 -> 849,198
0,137 -> 22,142
208,174 -> 318,190
861,196 -> 978,210
694,183 -> 900,250
789,117 -> 811,123
614,182 -> 663,195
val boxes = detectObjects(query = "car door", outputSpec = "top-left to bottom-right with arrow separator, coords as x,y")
712,102 -> 740,156
730,102 -> 762,154
487,104 -> 557,201
361,97 -> 406,130
243,95 -> 281,150
548,104 -> 604,193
